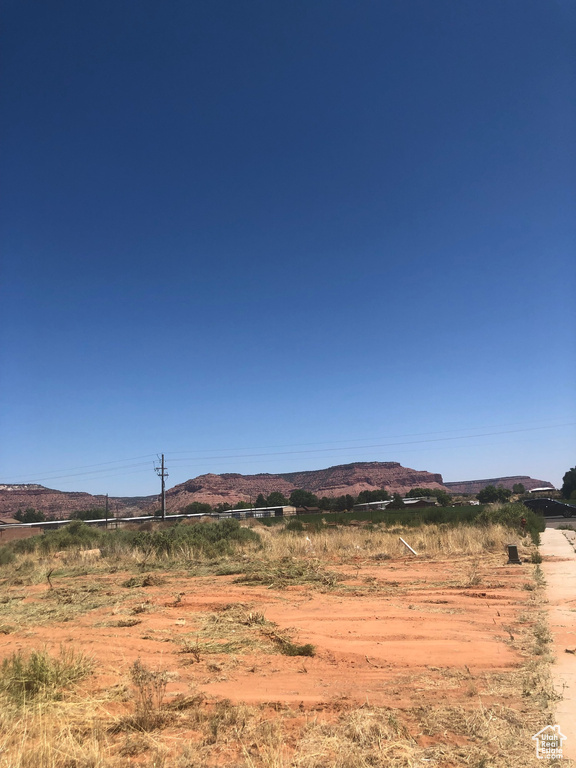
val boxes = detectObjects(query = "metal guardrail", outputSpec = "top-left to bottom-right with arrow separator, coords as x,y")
1,500 -> 447,531
0,507 -> 284,530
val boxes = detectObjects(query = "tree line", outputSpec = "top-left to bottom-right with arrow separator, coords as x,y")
181,486 -> 454,515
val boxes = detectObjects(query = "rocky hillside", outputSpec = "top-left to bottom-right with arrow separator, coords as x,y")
444,476 -> 554,494
165,462 -> 447,511
0,465 -> 555,518
0,485 -> 156,518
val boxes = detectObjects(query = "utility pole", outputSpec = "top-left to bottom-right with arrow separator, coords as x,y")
105,494 -> 109,529
155,454 -> 168,520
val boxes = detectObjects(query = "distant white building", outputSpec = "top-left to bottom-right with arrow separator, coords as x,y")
352,497 -> 438,512
222,505 -> 296,519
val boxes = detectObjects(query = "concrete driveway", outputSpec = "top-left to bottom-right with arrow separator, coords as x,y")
540,528 -> 576,760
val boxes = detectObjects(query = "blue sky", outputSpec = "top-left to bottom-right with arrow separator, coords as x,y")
1,0 -> 574,495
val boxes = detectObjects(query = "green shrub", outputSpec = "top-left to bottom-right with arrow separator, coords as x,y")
8,520 -> 103,556
0,547 -> 15,565
7,518 -> 261,561
0,646 -> 93,702
284,519 -> 304,533
475,503 -> 544,545
127,518 -> 260,558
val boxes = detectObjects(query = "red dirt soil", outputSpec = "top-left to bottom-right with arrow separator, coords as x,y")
0,556 -> 530,712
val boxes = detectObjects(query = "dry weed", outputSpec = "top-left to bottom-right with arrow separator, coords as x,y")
260,522 -> 516,563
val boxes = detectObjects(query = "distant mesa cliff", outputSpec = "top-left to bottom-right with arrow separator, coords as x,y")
444,476 -> 554,494
165,462 -> 447,511
0,464 -> 555,517
0,485 -> 156,518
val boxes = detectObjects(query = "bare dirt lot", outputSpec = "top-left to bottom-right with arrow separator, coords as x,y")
0,521 -> 563,767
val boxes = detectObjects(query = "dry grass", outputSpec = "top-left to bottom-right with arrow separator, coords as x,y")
257,521 -> 521,562
229,523 -> 530,595
0,646 -> 94,703
0,695 -> 562,768
175,603 -> 314,660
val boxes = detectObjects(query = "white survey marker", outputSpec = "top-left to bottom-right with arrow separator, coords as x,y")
399,537 -> 418,556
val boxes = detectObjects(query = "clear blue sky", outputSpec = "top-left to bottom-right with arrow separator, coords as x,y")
1,0 -> 574,495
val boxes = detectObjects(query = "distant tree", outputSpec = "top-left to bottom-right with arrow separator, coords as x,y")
233,501 -> 253,510
266,492 -> 289,507
213,502 -> 233,513
561,468 -> 576,500
477,485 -> 512,504
477,486 -> 498,503
512,483 -> 526,495
289,489 -> 319,507
406,488 -> 432,498
255,494 -> 267,508
357,489 -> 390,504
14,508 -> 45,523
387,493 -> 405,509
182,502 -> 213,515
318,497 -> 333,511
332,496 -> 347,512
69,508 -> 106,520
434,491 -> 452,507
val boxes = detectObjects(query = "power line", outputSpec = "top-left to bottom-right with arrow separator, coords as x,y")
163,423 -> 576,465
41,433 -> 564,488
2,420 -> 573,486
4,461 -> 154,484
3,454 -> 157,481
164,417 -> 572,455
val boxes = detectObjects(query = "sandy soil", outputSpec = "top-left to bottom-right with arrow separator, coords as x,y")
0,554 -> 532,712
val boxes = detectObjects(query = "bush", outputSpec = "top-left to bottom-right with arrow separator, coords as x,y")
475,503 -> 544,545
127,518 -> 260,558
129,659 -> 169,730
284,519 -> 304,533
0,646 -> 93,702
7,518 -> 261,561
0,547 -> 15,565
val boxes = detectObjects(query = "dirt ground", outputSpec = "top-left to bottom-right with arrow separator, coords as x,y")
1,557 -> 527,704
0,543 -> 559,767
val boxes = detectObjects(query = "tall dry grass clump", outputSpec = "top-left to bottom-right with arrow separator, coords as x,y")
0,646 -> 94,703
259,522 -> 514,561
